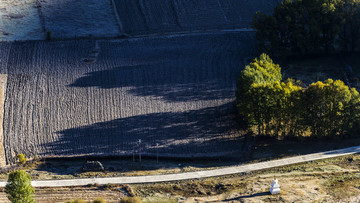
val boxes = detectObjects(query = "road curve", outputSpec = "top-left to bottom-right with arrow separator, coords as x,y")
1,145 -> 360,187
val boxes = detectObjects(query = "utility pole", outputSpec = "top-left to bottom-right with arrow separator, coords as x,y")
132,142 -> 135,162
156,143 -> 159,163
138,139 -> 142,162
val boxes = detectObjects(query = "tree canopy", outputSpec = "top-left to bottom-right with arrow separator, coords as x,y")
236,54 -> 360,139
253,0 -> 360,56
5,170 -> 35,203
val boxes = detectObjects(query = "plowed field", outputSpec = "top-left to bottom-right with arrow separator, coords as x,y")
0,32 -> 255,163
114,0 -> 281,35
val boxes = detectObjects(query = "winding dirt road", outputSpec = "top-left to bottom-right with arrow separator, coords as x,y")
0,145 -> 359,187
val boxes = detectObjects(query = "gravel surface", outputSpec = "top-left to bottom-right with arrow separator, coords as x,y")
0,32 -> 256,163
0,0 -> 45,41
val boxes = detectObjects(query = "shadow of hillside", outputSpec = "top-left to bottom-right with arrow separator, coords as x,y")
46,102 -> 245,158
69,63 -> 237,102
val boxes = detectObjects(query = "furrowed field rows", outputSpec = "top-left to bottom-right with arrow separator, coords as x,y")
0,43 -> 10,71
0,32 -> 255,163
114,0 -> 281,35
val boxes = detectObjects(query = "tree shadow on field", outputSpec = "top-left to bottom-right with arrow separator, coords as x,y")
47,102 -> 245,159
69,63 -> 238,102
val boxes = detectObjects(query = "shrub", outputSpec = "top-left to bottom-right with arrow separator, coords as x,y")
16,154 -> 26,165
66,199 -> 88,203
5,170 -> 35,203
119,197 -> 142,203
93,198 -> 106,203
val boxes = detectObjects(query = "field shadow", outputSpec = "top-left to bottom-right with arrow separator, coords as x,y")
35,102 -> 246,175
46,102 -> 245,160
223,192 -> 270,201
250,136 -> 360,163
69,64 -> 236,102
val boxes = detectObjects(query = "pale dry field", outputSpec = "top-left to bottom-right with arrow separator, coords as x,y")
0,0 -> 45,41
38,0 -> 121,39
0,32 -> 256,163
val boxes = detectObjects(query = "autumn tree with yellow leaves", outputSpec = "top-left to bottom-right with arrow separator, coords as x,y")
236,54 -> 360,139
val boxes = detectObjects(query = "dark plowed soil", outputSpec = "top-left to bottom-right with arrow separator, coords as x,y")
114,0 -> 281,35
0,32 -> 256,163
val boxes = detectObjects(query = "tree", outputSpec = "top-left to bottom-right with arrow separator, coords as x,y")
245,80 -> 302,137
302,79 -> 353,138
236,53 -> 281,112
236,54 -> 360,139
5,170 -> 35,203
236,53 -> 304,136
343,87 -> 360,135
338,0 -> 360,52
252,0 -> 357,56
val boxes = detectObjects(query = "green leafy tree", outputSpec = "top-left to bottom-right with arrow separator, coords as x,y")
343,88 -> 360,135
5,170 -> 35,203
245,80 -> 302,137
236,53 -> 303,137
236,53 -> 281,114
302,79 -> 360,138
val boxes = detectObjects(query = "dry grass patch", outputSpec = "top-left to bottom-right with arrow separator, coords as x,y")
324,173 -> 360,200
135,177 -> 248,198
